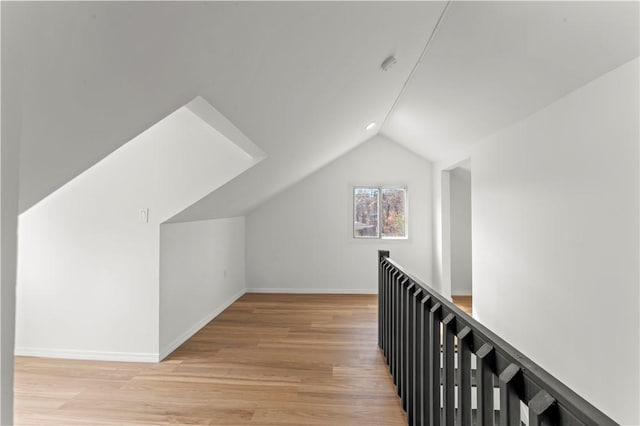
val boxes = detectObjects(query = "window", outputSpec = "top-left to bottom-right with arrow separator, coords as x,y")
353,187 -> 407,239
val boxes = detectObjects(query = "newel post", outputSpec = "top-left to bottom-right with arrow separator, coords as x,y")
378,250 -> 390,349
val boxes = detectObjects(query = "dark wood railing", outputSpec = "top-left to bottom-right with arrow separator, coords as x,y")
378,250 -> 617,426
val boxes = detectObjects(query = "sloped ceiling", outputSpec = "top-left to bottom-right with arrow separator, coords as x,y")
382,1 -> 639,163
4,1 -> 447,215
5,2 -> 638,221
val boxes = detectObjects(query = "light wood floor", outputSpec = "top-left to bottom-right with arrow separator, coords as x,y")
452,295 -> 472,317
15,294 -> 406,425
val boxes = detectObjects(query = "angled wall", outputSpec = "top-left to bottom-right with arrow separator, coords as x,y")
159,217 -> 246,359
246,135 -> 433,293
16,99 -> 263,361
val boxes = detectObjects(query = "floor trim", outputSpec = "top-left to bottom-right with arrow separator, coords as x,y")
245,287 -> 377,294
14,347 -> 159,363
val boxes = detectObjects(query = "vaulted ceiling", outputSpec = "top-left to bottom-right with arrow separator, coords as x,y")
383,1 -> 640,162
4,1 -> 638,221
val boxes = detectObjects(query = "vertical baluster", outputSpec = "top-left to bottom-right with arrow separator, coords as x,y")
411,288 -> 422,426
379,263 -> 382,348
397,273 -> 403,387
529,390 -> 556,426
382,263 -> 388,357
395,276 -> 403,394
378,260 -> 382,347
386,264 -> 393,362
391,270 -> 398,384
403,282 -> 416,424
398,276 -> 403,385
476,343 -> 495,426
429,303 -> 442,426
419,295 -> 431,426
456,327 -> 473,426
378,252 -> 387,349
385,264 -> 392,361
387,268 -> 393,368
398,277 -> 408,398
395,273 -> 403,390
442,313 -> 456,426
499,364 -> 522,426
381,262 -> 385,351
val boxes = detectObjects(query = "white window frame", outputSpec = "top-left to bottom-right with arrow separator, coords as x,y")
353,186 -> 408,240
352,187 -> 380,239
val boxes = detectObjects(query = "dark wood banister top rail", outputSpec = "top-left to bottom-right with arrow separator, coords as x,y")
378,250 -> 617,426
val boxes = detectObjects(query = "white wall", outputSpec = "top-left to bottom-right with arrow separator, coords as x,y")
432,158 -> 469,300
450,167 -> 472,296
159,217 -> 246,359
0,144 -> 18,426
0,127 -> 19,426
431,169 -> 447,297
472,58 -> 639,425
0,12 -> 21,419
246,135 -> 433,293
16,103 -> 261,361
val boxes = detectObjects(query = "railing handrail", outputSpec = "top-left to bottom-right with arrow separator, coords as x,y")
378,250 -> 617,426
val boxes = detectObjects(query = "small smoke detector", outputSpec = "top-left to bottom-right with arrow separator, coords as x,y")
380,55 -> 397,71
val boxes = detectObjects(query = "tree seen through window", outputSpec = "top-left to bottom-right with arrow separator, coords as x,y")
353,187 -> 406,239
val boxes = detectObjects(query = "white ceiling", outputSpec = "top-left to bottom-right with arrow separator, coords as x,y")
5,1 -> 447,215
4,2 -> 638,221
383,1 -> 640,163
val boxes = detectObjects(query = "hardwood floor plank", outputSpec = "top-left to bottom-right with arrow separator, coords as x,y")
15,293 -> 406,425
452,295 -> 473,316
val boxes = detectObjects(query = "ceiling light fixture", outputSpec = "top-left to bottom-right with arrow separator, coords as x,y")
380,55 -> 397,72
365,122 -> 376,131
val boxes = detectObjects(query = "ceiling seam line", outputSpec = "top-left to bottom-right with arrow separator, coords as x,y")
380,0 -> 453,132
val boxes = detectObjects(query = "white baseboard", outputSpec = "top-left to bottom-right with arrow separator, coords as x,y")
159,288 -> 246,360
451,290 -> 473,296
14,347 -> 159,363
245,287 -> 377,295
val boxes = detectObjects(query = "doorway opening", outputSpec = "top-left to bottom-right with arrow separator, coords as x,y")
444,159 -> 472,316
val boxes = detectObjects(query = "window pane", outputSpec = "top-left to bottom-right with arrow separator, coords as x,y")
354,187 -> 379,238
381,188 -> 406,238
